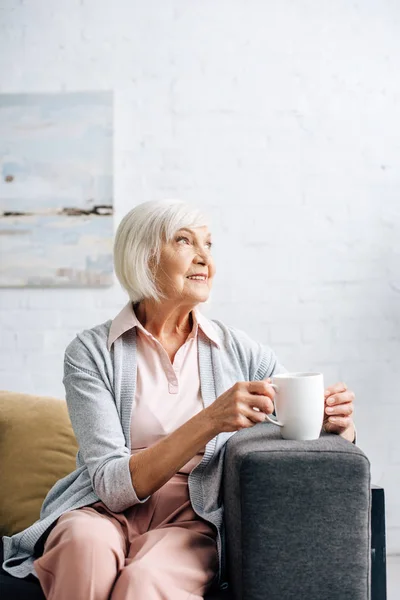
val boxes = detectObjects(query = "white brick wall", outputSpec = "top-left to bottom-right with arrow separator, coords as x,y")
1,0 -> 399,552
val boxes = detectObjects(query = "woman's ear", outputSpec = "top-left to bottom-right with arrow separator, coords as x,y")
148,252 -> 157,277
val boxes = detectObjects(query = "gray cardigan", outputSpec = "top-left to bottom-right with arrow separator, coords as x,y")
2,317 -> 284,586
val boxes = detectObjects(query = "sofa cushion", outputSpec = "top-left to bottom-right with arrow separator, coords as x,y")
0,391 -> 78,537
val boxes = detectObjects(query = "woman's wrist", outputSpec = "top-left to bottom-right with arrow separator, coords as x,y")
201,406 -> 220,438
340,422 -> 356,443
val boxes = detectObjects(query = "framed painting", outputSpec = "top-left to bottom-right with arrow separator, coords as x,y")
0,91 -> 113,287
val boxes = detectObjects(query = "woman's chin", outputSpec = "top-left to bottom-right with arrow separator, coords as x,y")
183,290 -> 210,304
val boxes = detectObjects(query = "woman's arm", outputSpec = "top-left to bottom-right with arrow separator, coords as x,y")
131,379 -> 276,499
64,342 -> 218,509
65,338 -> 274,507
129,411 -> 217,499
63,354 -> 146,512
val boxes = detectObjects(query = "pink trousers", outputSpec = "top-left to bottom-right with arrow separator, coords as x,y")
34,473 -> 218,600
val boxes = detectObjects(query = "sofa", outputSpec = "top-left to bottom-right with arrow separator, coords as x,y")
0,390 -> 387,599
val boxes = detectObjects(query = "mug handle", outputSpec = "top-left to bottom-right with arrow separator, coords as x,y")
264,383 -> 284,427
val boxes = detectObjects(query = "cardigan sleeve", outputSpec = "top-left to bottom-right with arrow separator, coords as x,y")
253,345 -> 288,380
63,350 -> 150,512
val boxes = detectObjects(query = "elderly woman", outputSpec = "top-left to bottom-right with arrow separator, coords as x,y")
2,199 -> 355,599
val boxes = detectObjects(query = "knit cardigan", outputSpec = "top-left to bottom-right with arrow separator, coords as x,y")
2,317 -> 284,587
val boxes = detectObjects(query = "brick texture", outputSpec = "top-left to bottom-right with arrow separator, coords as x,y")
0,0 -> 399,553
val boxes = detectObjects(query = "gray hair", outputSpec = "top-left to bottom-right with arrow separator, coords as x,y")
113,199 -> 210,303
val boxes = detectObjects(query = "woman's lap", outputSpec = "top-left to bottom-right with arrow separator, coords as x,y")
34,473 -> 218,599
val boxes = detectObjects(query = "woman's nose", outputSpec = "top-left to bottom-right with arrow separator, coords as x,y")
194,252 -> 209,265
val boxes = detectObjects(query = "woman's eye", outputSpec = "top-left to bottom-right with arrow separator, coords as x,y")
176,236 -> 212,249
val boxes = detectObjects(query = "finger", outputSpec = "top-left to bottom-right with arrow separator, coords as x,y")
244,405 -> 268,425
325,416 -> 352,429
325,390 -> 355,406
231,405 -> 264,430
248,380 -> 275,400
324,382 -> 348,398
244,393 -> 274,414
325,402 -> 354,417
233,403 -> 267,428
324,421 -> 342,434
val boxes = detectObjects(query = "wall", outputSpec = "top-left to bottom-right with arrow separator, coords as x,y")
1,0 -> 399,553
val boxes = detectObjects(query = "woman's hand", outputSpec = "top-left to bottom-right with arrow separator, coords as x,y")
323,382 -> 355,442
204,380 -> 275,434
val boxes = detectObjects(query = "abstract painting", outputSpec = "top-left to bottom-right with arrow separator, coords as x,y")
0,91 -> 113,287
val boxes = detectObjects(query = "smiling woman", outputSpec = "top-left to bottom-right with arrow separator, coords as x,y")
113,201 -> 216,361
113,200 -> 213,305
2,199 -> 355,600
153,224 -> 215,307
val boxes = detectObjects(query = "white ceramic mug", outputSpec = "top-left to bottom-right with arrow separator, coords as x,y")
265,372 -> 325,440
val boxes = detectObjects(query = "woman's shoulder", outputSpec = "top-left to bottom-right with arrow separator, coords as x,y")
208,318 -> 282,379
208,318 -> 264,350
64,319 -> 113,369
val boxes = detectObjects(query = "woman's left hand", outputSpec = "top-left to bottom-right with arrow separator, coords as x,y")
323,382 -> 355,442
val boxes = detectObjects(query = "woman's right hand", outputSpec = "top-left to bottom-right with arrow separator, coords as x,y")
204,379 -> 276,434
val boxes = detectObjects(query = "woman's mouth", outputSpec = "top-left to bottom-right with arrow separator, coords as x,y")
187,275 -> 208,283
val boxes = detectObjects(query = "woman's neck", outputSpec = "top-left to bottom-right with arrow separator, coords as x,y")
134,300 -> 194,340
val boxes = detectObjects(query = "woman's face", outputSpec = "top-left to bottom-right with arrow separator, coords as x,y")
153,226 -> 215,305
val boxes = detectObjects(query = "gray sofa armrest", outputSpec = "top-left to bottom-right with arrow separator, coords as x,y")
223,424 -> 371,600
